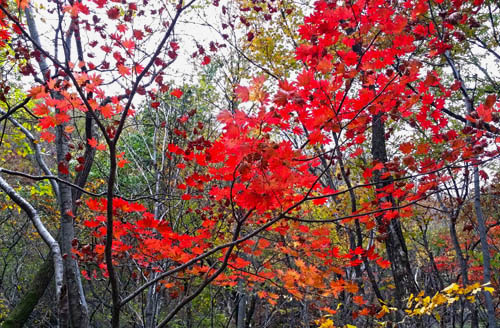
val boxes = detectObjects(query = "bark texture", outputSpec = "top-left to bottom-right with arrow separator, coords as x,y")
371,113 -> 416,307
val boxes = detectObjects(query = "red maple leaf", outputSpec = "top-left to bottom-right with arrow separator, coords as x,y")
133,30 -> 144,40
234,85 -> 249,102
88,137 -> 98,148
117,159 -> 130,168
40,131 -> 56,143
83,220 -> 100,228
201,55 -> 211,65
39,116 -> 56,129
107,7 -> 120,20
58,162 -> 69,175
170,89 -> 183,98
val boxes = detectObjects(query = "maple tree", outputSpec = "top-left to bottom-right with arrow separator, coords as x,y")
0,0 -> 499,327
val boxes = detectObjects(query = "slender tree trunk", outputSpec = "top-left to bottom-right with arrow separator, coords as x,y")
144,274 -> 159,328
145,120 -> 161,328
245,294 -> 256,328
473,166 -> 497,328
371,113 -> 416,311
301,298 -> 310,328
236,281 -> 247,328
25,5 -> 89,326
56,123 -> 89,328
448,212 -> 478,328
420,224 -> 444,291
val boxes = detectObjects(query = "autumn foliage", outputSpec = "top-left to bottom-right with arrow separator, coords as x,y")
0,0 -> 498,327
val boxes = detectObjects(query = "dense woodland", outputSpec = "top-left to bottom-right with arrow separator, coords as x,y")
0,0 -> 498,327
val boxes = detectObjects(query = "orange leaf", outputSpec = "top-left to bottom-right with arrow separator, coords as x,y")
353,295 -> 366,305
377,258 -> 391,269
267,298 -> 277,306
29,85 -> 46,99
257,291 -> 268,298
16,0 -> 29,9
117,64 -> 131,76
88,137 -> 107,151
100,104 -> 114,118
33,104 -> 50,116
415,143 -> 430,155
344,281 -> 359,293
64,125 -> 75,134
319,306 -> 337,314
399,142 -> 413,154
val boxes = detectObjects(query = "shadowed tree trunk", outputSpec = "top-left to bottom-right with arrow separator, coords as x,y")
1,256 -> 53,328
371,113 -> 417,313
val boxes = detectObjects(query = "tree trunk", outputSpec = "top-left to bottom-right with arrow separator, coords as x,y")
473,166 -> 497,328
56,123 -> 89,328
144,277 -> 158,328
448,211 -> 478,328
1,256 -> 53,328
371,113 -> 416,310
245,294 -> 256,328
24,5 -> 89,326
236,281 -> 246,328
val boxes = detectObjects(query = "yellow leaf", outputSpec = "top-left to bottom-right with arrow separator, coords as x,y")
443,283 -> 459,294
318,319 -> 334,328
431,293 -> 447,305
407,293 -> 414,307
